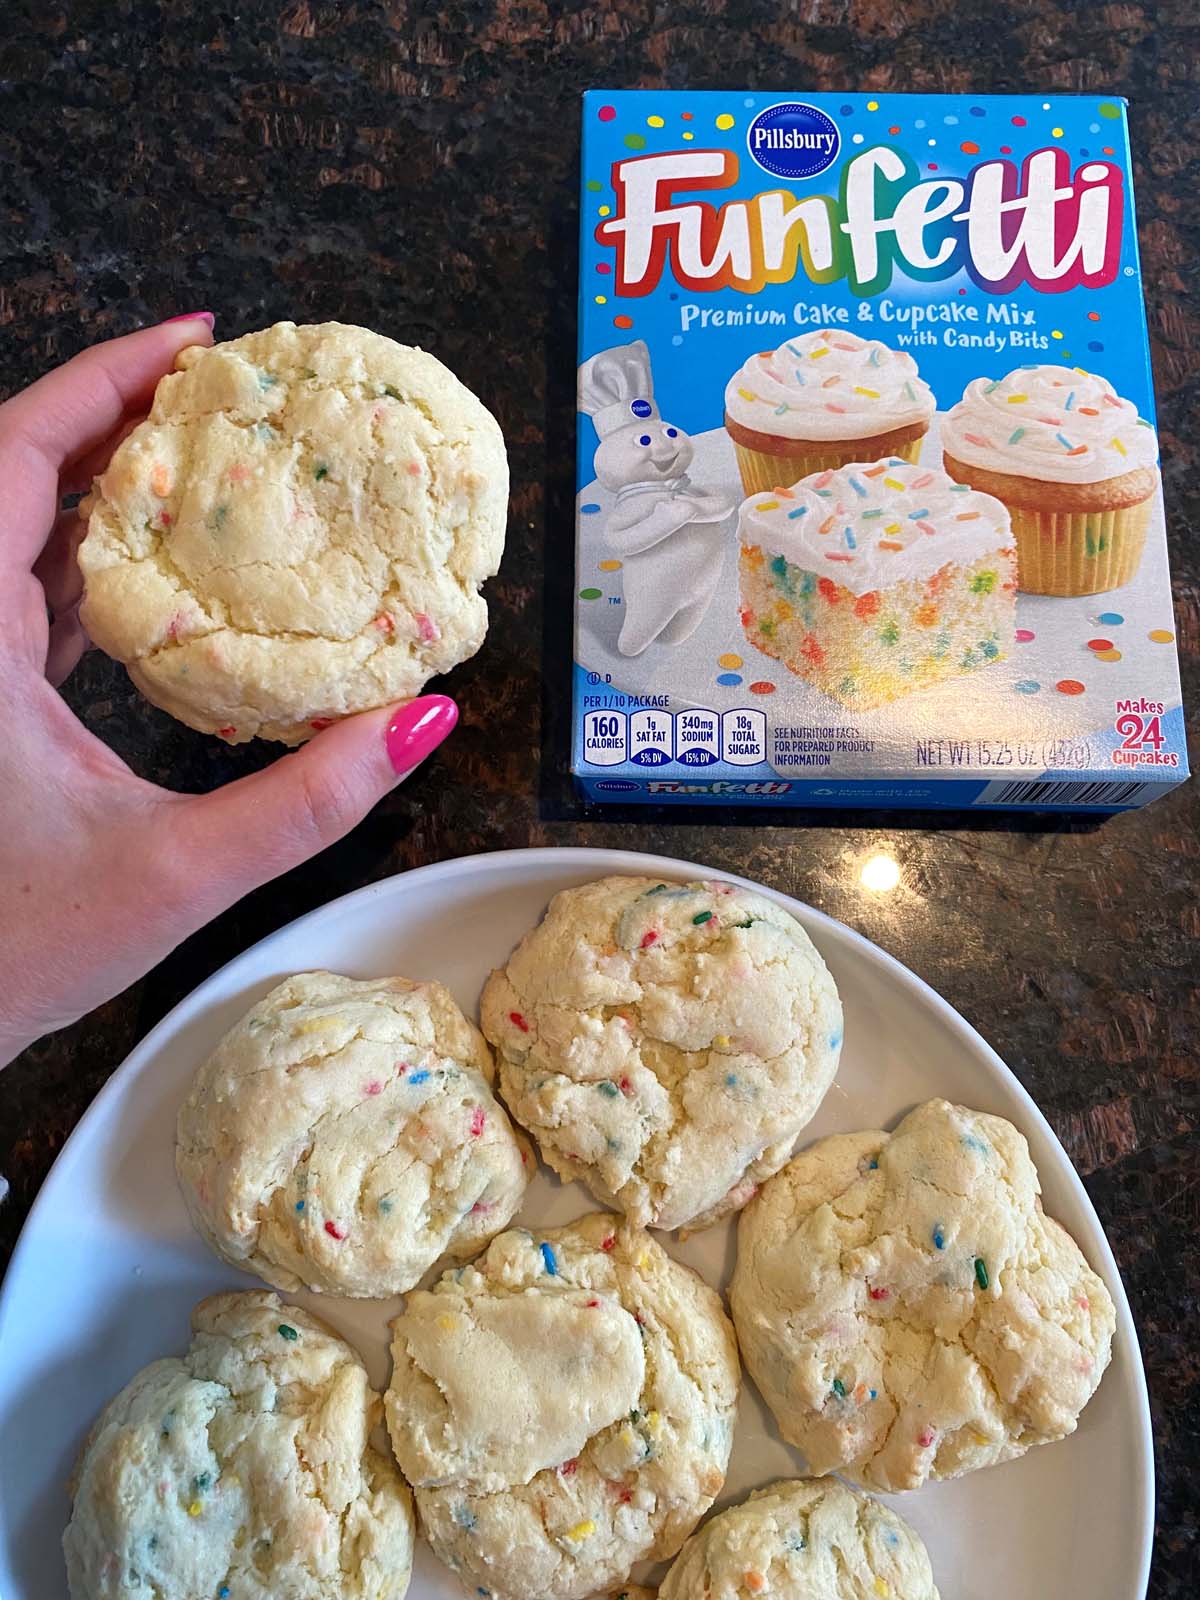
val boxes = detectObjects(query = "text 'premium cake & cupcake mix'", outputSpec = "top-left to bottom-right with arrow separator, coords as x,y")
571,91 -> 1187,813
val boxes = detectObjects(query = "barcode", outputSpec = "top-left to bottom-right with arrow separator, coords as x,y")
977,778 -> 1145,809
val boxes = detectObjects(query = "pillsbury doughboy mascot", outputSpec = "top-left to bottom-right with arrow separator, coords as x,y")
579,340 -> 735,657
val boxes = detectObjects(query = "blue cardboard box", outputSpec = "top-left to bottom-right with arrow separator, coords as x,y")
571,90 -> 1187,811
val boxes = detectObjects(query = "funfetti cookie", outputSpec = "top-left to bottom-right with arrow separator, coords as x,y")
63,1291 -> 414,1600
480,875 -> 843,1233
384,1215 -> 740,1600
730,1099 -> 1116,1493
176,972 -> 531,1298
79,320 -> 507,743
657,1477 -> 939,1599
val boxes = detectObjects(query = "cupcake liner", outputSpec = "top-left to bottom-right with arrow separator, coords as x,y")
1010,496 -> 1153,596
731,436 -> 923,497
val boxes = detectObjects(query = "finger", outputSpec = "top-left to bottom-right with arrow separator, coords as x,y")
156,696 -> 458,925
59,410 -> 147,497
45,609 -> 88,686
0,315 -> 214,570
34,506 -> 88,616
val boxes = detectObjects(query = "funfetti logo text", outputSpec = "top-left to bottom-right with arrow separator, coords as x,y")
746,102 -> 841,179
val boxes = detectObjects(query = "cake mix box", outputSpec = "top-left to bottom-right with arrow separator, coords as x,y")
570,90 -> 1188,811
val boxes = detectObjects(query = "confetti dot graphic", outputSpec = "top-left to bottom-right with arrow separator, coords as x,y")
1000,145 -> 1012,153
1148,629 -> 1175,643
749,680 -> 777,695
623,133 -> 646,150
718,652 -> 744,669
672,334 -> 683,345
1042,101 -> 1051,110
1015,628 -> 1036,643
1094,611 -> 1124,625
596,262 -> 611,274
581,503 -> 601,514
889,125 -> 900,135
594,295 -> 607,305
614,315 -> 634,329
586,179 -> 603,192
1015,680 -> 1041,694
841,104 -> 854,115
1095,649 -> 1122,662
1088,341 -> 1104,352
1099,101 -> 1122,119
867,100 -> 879,111
970,105 -> 986,117
914,119 -> 926,129
944,115 -> 959,125
927,163 -> 938,171
598,559 -> 622,571
1087,311 -> 1101,321
716,672 -> 743,687
1052,126 -> 1064,138
715,113 -> 735,130
1056,679 -> 1086,696
598,105 -> 616,122
853,133 -> 864,144
1051,329 -> 1064,340
598,205 -> 611,217
1089,123 -> 1100,133
683,131 -> 694,140
681,111 -> 693,120
646,114 -> 664,128
578,587 -> 602,601
1012,115 -> 1027,127
960,140 -> 979,154
1087,638 -> 1114,652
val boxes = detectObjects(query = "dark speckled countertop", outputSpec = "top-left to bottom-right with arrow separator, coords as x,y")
0,1 -> 1197,1591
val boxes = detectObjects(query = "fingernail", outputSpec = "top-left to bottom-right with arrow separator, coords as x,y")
162,312 -> 215,329
386,694 -> 459,777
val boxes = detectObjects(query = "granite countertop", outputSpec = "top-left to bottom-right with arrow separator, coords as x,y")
0,2 -> 1196,1591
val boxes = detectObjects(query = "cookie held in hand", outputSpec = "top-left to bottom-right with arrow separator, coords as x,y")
80,320 -> 507,743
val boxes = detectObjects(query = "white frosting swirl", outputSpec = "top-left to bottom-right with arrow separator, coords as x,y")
738,458 -> 1013,597
724,330 -> 935,441
941,364 -> 1158,484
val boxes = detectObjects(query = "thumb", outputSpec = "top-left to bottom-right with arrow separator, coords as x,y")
158,695 -> 457,923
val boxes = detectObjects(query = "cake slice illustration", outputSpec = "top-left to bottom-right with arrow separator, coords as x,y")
737,459 -> 1017,709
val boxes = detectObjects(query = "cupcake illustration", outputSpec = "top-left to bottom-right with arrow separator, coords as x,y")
940,364 -> 1160,597
737,458 -> 1017,710
724,330 -> 935,496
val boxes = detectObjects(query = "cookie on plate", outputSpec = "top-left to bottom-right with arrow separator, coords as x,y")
731,1098 -> 1116,1492
657,1477 -> 938,1598
384,1214 -> 740,1600
79,320 -> 507,743
480,876 -> 842,1232
176,972 -> 531,1298
63,1290 -> 414,1600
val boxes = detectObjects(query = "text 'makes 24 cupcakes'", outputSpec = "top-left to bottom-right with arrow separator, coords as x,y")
724,330 -> 935,495
738,458 -> 1016,710
941,363 -> 1159,596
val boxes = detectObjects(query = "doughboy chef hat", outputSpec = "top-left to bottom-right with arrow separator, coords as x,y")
578,340 -> 660,438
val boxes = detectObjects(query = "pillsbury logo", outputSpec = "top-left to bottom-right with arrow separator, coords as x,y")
746,101 -> 840,180
629,398 -> 652,418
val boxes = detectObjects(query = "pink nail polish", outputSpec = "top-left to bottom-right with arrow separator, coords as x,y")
162,312 -> 215,328
386,695 -> 459,776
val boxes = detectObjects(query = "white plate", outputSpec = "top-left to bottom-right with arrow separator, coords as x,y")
0,847 -> 1152,1600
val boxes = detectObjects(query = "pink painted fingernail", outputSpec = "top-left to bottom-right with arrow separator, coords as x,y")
386,694 -> 458,776
162,312 -> 215,328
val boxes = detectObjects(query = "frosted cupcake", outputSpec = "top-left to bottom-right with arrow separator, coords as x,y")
724,330 -> 935,495
738,459 -> 1016,709
941,365 -> 1159,596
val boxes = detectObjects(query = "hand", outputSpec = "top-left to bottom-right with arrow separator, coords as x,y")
0,317 -> 458,1067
